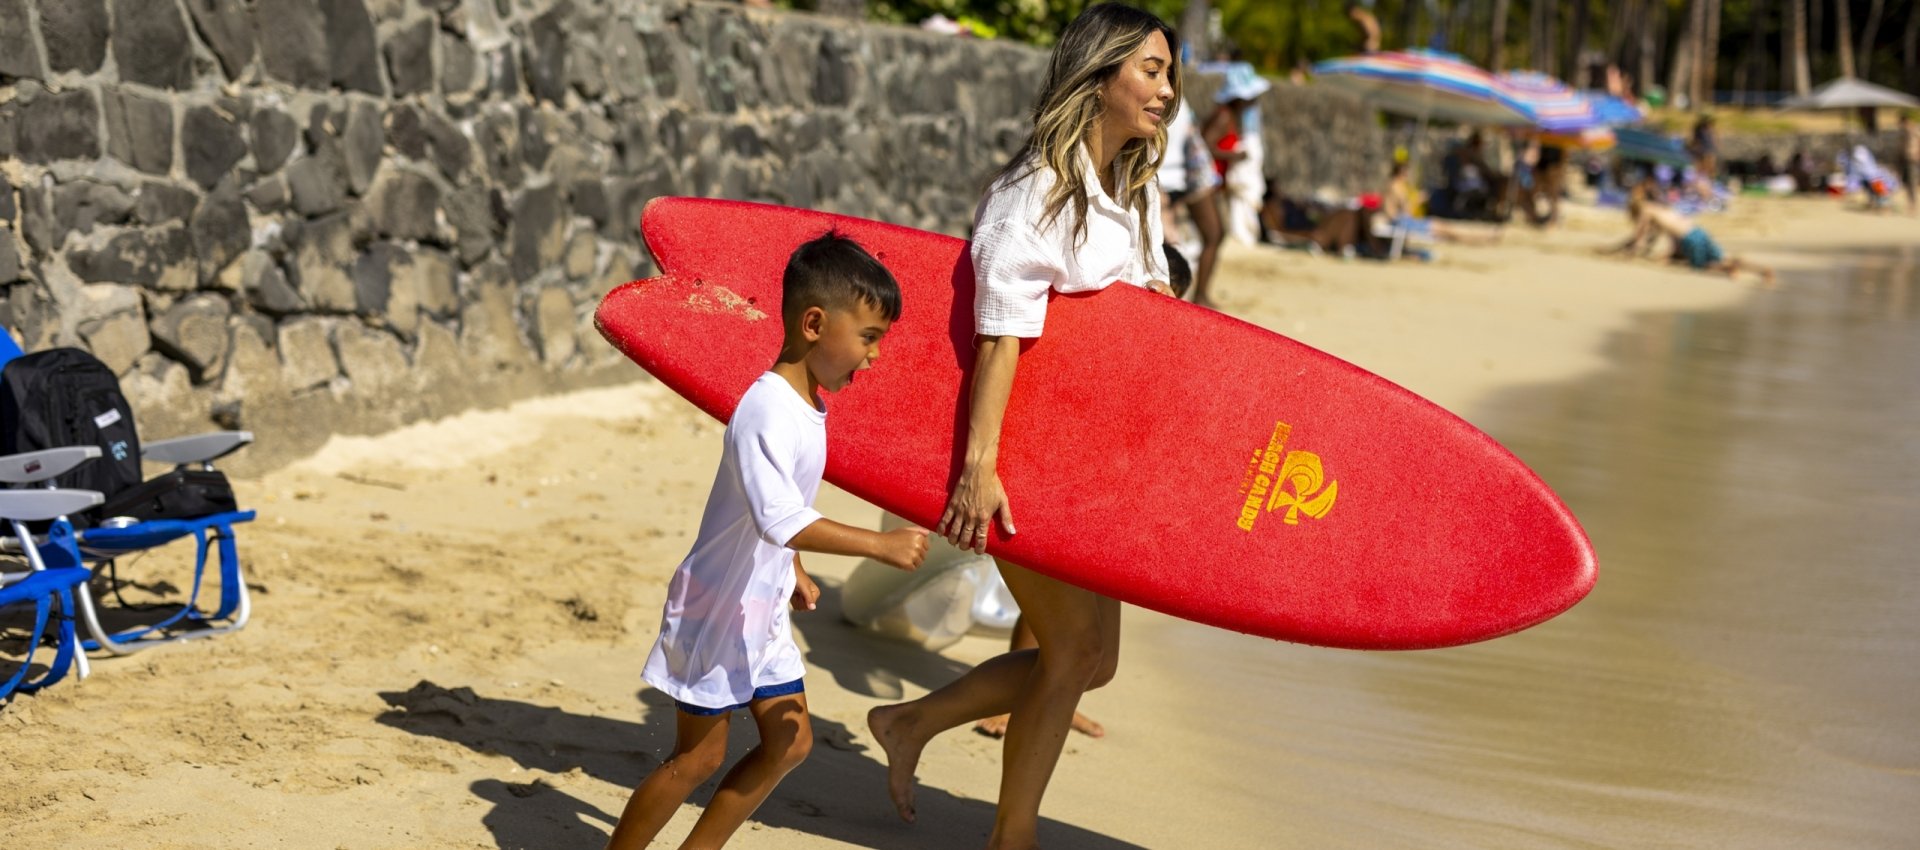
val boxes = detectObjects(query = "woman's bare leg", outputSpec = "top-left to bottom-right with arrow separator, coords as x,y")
975,615 -> 1106,740
1188,192 -> 1225,308
868,560 -> 1120,846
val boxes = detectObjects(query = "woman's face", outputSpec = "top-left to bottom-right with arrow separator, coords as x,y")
1099,31 -> 1175,143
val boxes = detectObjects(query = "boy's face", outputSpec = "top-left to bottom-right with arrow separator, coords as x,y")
803,300 -> 893,392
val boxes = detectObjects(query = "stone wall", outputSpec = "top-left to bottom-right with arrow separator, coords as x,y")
1716,129 -> 1904,174
0,0 -> 1382,472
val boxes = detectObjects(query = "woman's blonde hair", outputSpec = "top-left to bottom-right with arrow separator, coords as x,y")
992,3 -> 1180,269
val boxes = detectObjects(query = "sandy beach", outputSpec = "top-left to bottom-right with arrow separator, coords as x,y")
5,196 -> 1917,849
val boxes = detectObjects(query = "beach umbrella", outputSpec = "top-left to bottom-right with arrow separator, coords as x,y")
1612,127 -> 1692,167
1498,70 -> 1602,132
1538,127 -> 1616,151
1778,77 -> 1920,110
1313,48 -> 1531,126
1583,92 -> 1646,126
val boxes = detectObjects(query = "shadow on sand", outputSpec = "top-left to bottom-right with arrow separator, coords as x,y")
376,585 -> 1143,850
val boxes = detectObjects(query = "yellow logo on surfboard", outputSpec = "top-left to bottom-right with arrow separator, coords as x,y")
1235,420 -> 1338,532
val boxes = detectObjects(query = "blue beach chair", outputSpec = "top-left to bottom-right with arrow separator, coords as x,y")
0,332 -> 257,656
0,449 -> 105,699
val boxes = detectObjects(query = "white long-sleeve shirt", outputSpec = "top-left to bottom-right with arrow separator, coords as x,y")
970,146 -> 1168,338
642,372 -> 823,709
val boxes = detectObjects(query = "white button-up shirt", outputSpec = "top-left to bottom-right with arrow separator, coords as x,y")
970,147 -> 1168,338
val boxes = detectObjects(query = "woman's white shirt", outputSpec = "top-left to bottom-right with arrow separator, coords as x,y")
971,148 -> 1168,338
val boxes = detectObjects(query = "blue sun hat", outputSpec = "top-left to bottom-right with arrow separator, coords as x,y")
1216,64 -> 1272,103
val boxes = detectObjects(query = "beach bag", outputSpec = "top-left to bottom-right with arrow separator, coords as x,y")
97,468 -> 237,524
0,348 -> 143,526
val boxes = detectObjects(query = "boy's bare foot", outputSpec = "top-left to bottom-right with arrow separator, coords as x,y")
973,711 -> 1105,739
867,704 -> 920,823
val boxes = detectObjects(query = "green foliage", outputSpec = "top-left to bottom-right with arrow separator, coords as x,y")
865,0 -> 1097,45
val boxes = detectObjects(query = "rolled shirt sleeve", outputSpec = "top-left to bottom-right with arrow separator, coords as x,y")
1144,185 -> 1170,284
971,218 -> 1064,338
732,425 -> 823,548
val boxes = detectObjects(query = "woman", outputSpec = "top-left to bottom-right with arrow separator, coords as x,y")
866,5 -> 1177,848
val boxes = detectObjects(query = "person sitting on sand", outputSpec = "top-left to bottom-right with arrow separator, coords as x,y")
604,232 -> 929,850
1609,185 -> 1773,284
1381,162 -> 1500,248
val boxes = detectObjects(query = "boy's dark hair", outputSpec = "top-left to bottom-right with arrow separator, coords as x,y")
1161,243 -> 1191,299
781,230 -> 902,327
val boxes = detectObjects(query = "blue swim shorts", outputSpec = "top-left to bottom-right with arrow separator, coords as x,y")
675,678 -> 805,716
1677,227 -> 1725,269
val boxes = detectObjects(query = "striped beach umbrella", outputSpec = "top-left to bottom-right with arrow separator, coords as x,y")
1313,48 -> 1531,126
1583,92 -> 1646,127
1498,70 -> 1603,132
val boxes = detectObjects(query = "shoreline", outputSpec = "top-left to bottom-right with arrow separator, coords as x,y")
4,196 -> 1917,849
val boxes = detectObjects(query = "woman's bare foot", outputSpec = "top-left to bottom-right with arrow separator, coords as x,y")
867,704 -> 921,823
973,710 -> 1104,739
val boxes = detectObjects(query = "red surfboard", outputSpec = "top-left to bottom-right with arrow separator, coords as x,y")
597,198 -> 1595,649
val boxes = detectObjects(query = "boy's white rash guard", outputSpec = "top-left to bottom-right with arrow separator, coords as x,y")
643,372 -> 823,709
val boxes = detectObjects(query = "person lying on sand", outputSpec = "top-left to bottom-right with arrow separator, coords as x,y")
1608,184 -> 1774,285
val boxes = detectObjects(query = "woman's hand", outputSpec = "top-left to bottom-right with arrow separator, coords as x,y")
1147,280 -> 1174,296
940,463 -> 1015,554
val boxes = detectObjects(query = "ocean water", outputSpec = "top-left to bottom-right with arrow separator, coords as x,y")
1149,249 -> 1920,848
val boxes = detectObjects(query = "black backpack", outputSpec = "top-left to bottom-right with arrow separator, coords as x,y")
1,348 -> 145,526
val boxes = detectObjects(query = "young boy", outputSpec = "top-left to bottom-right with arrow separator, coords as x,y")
605,231 -> 930,850
1611,185 -> 1774,285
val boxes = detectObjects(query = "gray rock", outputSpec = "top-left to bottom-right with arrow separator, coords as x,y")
15,89 -> 101,165
334,322 -> 408,393
367,168 -> 442,242
291,214 -> 357,310
0,0 -> 44,80
242,251 -> 304,314
184,105 -> 248,191
403,247 -> 457,318
532,286 -> 575,364
382,253 -> 420,338
486,46 -> 521,99
70,227 -> 195,291
813,37 -> 855,107
388,104 -> 428,160
526,5 -> 570,104
385,18 -> 435,96
443,185 -> 494,266
149,294 -> 233,381
508,184 -> 564,283
322,0 -> 385,95
343,103 -> 385,196
425,112 -> 471,180
351,241 -> 398,316
134,182 -> 201,226
568,34 -> 606,100
459,265 -> 532,369
79,306 -> 152,376
39,0 -> 108,75
255,0 -> 330,89
53,181 -> 137,241
251,106 -> 299,173
103,89 -> 175,176
518,106 -> 555,172
112,0 -> 194,89
0,176 -> 14,224
183,0 -> 257,80
476,112 -> 522,187
286,153 -> 348,217
441,32 -> 478,96
276,317 -> 339,390
190,179 -> 249,284
571,180 -> 608,233
0,229 -> 21,284
603,26 -> 649,102
246,173 -> 291,212
18,183 -> 55,255
564,230 -> 595,281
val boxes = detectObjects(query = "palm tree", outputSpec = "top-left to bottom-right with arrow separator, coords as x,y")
1567,0 -> 1591,85
1490,0 -> 1511,70
1834,0 -> 1856,78
1858,0 -> 1885,79
1789,0 -> 1812,95
1698,0 -> 1721,108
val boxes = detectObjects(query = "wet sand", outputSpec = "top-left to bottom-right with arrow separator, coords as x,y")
4,197 -> 1918,848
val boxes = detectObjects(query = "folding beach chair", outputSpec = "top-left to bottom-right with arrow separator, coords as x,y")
0,448 -> 104,699
0,332 -> 257,656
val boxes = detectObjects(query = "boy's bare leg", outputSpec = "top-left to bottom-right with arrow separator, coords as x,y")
678,693 -> 813,850
1721,258 -> 1776,287
605,710 -> 732,850
869,561 -> 1119,841
1189,193 -> 1224,309
975,615 -> 1105,739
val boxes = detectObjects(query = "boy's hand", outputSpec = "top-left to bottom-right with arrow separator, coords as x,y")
791,562 -> 820,612
877,527 -> 930,571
